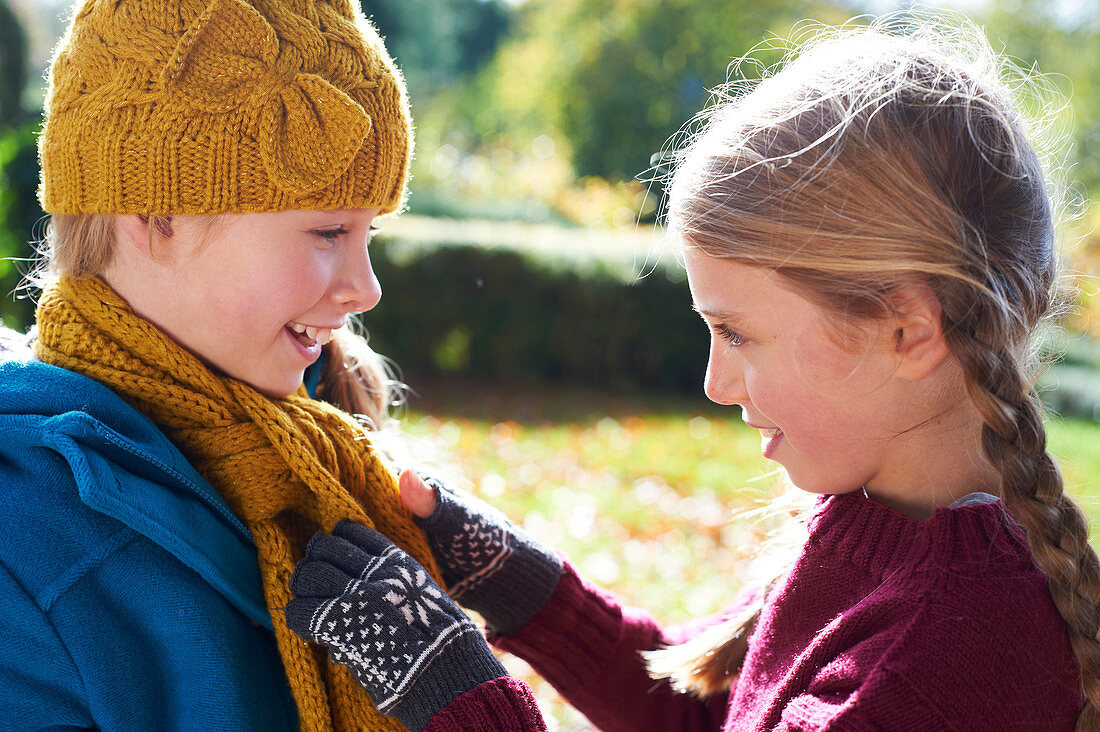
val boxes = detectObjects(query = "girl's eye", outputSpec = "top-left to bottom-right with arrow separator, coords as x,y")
714,323 -> 746,347
314,226 -> 349,244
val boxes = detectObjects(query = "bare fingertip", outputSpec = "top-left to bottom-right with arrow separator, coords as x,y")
400,469 -> 438,518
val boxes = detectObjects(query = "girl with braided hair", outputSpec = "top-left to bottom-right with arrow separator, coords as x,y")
286,14 -> 1094,731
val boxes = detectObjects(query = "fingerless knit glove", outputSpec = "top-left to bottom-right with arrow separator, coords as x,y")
286,521 -> 508,732
417,476 -> 563,635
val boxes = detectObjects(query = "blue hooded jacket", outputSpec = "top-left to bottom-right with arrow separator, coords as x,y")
0,332 -> 298,729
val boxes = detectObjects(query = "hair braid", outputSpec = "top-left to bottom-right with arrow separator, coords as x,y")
659,17 -> 1094,719
946,312 -> 1100,729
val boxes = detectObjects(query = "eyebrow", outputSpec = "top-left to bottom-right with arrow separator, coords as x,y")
693,305 -> 748,324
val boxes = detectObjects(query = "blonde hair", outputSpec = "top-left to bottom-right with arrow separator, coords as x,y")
654,16 -> 1098,726
40,213 -> 399,429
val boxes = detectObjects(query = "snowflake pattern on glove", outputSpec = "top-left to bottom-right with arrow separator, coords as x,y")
286,523 -> 510,730
381,565 -> 446,625
302,545 -> 470,714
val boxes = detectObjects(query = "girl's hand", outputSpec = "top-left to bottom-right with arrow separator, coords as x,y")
286,521 -> 508,732
397,470 -> 563,635
399,468 -> 439,518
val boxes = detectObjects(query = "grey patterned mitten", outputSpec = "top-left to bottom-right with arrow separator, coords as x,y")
286,521 -> 507,732
417,476 -> 564,635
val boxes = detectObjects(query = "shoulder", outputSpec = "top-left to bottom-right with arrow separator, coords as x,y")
0,346 -> 206,481
0,363 -> 289,727
0,325 -> 34,360
0,353 -> 243,611
898,501 -> 1077,701
781,495 -> 1081,728
878,568 -> 1079,723
0,417 -> 146,626
778,588 -> 1080,730
851,525 -> 1081,729
0,357 -> 143,605
0,538 -> 297,729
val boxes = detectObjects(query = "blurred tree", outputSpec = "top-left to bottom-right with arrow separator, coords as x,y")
0,0 -> 28,128
482,0 -> 853,182
0,0 -> 37,331
361,0 -> 513,98
984,0 -> 1099,200
0,118 -> 42,332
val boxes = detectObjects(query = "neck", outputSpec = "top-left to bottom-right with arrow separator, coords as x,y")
866,367 -> 1000,520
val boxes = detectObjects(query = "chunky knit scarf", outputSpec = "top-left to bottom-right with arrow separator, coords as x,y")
35,276 -> 442,731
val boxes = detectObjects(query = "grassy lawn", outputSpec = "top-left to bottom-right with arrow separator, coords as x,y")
396,379 -> 1100,730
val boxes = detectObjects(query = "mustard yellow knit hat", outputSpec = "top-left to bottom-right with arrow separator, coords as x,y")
39,0 -> 411,215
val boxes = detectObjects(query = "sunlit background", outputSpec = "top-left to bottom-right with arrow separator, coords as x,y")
1,1 -> 1098,728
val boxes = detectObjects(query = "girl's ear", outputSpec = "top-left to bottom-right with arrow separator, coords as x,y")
116,214 -> 154,253
890,284 -> 950,380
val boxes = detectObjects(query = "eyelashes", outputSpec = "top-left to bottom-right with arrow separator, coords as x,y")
313,225 -> 380,244
714,323 -> 746,347
314,226 -> 349,243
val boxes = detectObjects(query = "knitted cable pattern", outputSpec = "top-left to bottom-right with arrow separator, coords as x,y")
34,276 -> 442,731
39,0 -> 410,216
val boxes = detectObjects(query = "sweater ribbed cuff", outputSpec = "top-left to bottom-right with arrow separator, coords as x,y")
489,562 -> 644,697
393,626 -> 509,732
469,546 -> 563,636
423,677 -> 547,731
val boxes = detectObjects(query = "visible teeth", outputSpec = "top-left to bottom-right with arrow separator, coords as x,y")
289,322 -> 339,346
761,428 -> 782,438
310,327 -> 335,345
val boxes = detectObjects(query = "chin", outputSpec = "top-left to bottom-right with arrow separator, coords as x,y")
785,471 -> 864,498
246,373 -> 305,399
205,354 -> 304,398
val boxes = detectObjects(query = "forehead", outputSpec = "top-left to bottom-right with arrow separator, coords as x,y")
684,248 -> 809,318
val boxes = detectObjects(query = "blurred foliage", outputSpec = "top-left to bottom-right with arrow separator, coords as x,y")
407,0 -> 853,222
482,0 -> 849,181
0,0 -> 28,129
389,0 -> 1100,238
983,0 -> 1100,197
0,117 -> 43,331
361,0 -> 512,97
0,0 -> 38,331
366,238 -> 707,393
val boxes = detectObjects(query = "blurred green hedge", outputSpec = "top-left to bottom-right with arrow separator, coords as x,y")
0,119 -> 43,332
365,239 -> 708,394
364,237 -> 1100,419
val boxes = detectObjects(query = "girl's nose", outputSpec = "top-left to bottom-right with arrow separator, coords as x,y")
703,347 -> 749,407
335,236 -> 382,314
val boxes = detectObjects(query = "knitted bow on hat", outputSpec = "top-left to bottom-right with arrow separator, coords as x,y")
39,0 -> 411,215
163,0 -> 373,196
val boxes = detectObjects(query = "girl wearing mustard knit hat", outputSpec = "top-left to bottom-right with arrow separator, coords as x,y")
0,0 -> 537,729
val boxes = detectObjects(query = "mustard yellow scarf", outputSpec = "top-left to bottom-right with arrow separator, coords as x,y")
35,276 -> 442,731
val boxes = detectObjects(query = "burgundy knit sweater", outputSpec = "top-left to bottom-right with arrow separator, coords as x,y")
427,491 -> 1083,731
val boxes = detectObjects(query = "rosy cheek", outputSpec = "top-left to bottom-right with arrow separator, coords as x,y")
789,336 -> 855,387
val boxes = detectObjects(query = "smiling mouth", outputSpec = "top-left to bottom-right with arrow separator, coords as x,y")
746,419 -> 782,439
758,426 -> 783,459
287,322 -> 338,348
